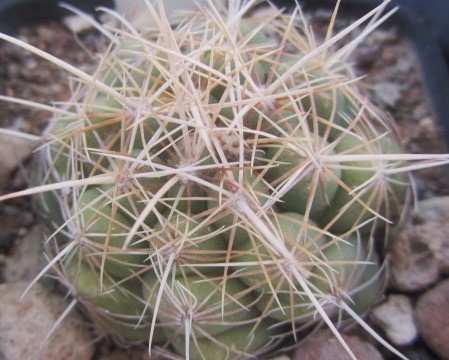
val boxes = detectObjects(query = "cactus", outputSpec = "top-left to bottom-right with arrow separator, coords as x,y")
3,0 -> 449,359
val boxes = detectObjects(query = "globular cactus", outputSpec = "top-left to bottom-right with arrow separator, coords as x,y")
2,0 -> 434,359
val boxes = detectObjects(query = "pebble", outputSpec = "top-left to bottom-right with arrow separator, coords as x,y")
416,279 -> 449,360
3,224 -> 47,282
390,196 -> 449,291
292,329 -> 383,360
372,82 -> 402,107
413,196 -> 449,274
0,281 -> 95,360
63,15 -> 94,34
371,294 -> 418,346
389,224 -> 439,291
0,133 -> 35,187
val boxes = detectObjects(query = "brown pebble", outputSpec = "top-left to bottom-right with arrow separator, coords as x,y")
390,196 -> 449,291
0,281 -> 95,360
416,279 -> 449,360
292,329 -> 383,360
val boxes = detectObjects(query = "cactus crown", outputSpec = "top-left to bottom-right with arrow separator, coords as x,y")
2,0 -> 448,359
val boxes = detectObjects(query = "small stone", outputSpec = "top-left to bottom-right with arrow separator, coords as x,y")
372,82 -> 402,107
389,224 -> 439,291
396,56 -> 414,72
416,279 -> 449,360
0,133 -> 35,187
371,295 -> 418,346
3,224 -> 47,282
413,196 -> 449,274
292,329 -> 383,360
63,15 -> 93,34
389,196 -> 449,291
0,281 -> 95,360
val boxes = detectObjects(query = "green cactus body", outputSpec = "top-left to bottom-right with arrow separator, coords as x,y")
101,38 -> 167,93
27,2 -> 412,358
149,215 -> 226,276
101,152 -> 168,227
256,234 -> 383,324
318,131 -> 409,233
142,272 -> 261,337
262,133 -> 342,219
168,321 -> 276,360
63,257 -> 155,342
75,188 -> 148,278
274,56 -> 352,139
311,235 -> 384,316
233,212 -> 328,292
204,19 -> 271,100
206,170 -> 272,245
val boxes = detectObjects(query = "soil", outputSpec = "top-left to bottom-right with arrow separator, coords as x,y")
0,8 -> 447,360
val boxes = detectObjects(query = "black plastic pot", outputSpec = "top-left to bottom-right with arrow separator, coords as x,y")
0,0 -> 113,34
